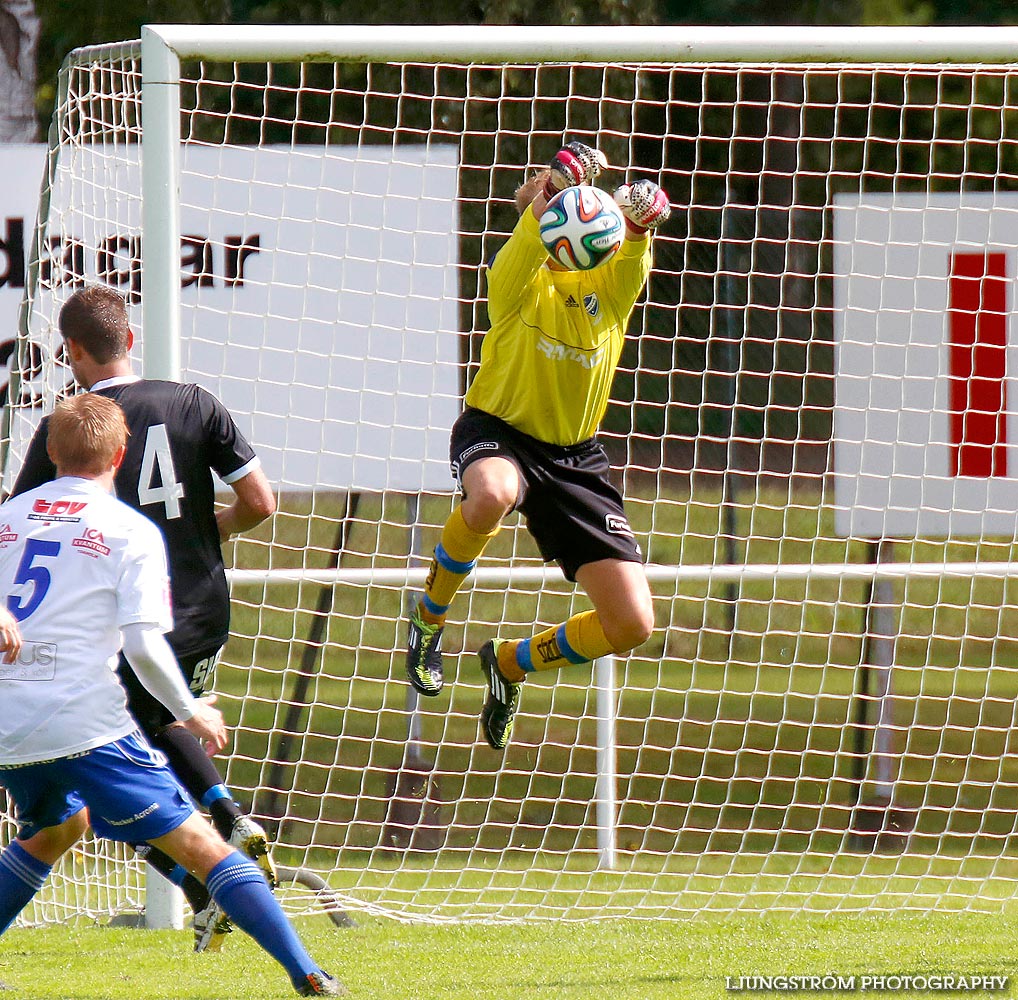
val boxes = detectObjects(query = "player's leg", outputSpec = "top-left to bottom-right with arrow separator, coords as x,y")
430,454 -> 518,606
0,764 -> 89,934
156,815 -> 343,995
73,735 -> 342,997
121,650 -> 277,887
477,438 -> 652,749
494,558 -> 654,676
118,662 -> 238,948
123,650 -> 244,836
150,816 -> 342,996
404,413 -> 521,696
478,560 -> 653,750
151,715 -> 279,951
151,720 -> 275,878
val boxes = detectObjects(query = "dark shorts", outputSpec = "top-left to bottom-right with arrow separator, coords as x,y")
118,646 -> 222,735
0,732 -> 195,843
450,407 -> 642,582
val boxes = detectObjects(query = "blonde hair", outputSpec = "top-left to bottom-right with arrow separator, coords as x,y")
46,394 -> 128,477
515,169 -> 551,215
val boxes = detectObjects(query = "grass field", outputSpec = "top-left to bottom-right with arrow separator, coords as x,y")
11,484 -> 1018,994
4,908 -> 1018,999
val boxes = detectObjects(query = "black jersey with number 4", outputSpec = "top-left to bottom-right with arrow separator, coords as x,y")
12,379 -> 259,657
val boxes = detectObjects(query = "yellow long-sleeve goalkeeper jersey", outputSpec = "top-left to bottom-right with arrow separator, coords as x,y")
464,207 -> 652,446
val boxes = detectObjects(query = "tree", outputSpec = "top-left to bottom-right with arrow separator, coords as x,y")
0,0 -> 38,141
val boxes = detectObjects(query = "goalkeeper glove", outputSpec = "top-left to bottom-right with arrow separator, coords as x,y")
542,141 -> 608,200
613,180 -> 671,232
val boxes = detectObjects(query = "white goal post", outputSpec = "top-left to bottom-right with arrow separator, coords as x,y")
9,24 -> 1018,927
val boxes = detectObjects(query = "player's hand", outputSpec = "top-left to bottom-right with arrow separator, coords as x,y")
544,141 -> 608,199
0,607 -> 22,664
183,694 -> 229,756
613,180 -> 671,232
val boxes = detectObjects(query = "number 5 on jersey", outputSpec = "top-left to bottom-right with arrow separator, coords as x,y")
138,423 -> 184,520
8,538 -> 60,621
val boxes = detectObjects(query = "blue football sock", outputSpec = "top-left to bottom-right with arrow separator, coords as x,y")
206,851 -> 319,987
0,840 -> 51,935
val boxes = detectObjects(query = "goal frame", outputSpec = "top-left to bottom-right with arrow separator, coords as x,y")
138,22 -> 1018,386
12,22 -> 1018,929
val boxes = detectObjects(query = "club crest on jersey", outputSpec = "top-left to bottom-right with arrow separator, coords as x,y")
29,499 -> 87,523
0,524 -> 18,546
584,293 -> 600,317
72,527 -> 110,557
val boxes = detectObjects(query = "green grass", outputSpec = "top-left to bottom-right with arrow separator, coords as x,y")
16,483 -> 1018,973
132,483 -> 1018,920
4,909 -> 1018,999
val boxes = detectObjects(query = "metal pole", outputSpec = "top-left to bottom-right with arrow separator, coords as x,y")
404,493 -> 425,749
869,542 -> 898,798
140,27 -> 181,381
849,539 -> 879,806
594,654 -> 617,870
139,28 -> 183,930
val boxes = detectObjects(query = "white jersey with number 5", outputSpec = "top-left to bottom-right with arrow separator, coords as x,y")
0,477 -> 173,765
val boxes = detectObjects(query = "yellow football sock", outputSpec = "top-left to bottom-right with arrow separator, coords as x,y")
419,506 -> 498,624
502,610 -> 613,677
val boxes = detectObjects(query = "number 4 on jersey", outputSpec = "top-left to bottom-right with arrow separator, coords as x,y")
138,424 -> 185,520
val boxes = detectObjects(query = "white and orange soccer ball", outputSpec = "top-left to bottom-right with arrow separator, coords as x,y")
539,185 -> 625,271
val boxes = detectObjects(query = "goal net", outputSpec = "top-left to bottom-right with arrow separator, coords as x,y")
7,25 -> 1018,924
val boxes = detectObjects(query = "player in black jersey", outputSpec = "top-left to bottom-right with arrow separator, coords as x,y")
12,285 -> 277,952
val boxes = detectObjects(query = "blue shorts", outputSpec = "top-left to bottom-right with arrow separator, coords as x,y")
0,731 -> 196,843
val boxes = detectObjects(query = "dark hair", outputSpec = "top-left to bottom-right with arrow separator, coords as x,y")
58,285 -> 131,364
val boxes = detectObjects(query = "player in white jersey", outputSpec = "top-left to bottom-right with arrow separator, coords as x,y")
0,395 -> 342,997
13,285 -> 278,952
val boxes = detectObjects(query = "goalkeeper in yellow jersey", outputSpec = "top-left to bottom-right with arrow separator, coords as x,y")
404,141 -> 670,751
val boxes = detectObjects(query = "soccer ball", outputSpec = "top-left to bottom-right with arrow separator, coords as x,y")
539,185 -> 625,271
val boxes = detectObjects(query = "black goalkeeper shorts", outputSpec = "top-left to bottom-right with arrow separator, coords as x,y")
450,407 -> 642,582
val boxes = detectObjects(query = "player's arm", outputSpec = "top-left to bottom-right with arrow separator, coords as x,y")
597,181 -> 670,315
488,142 -> 608,314
486,210 -> 552,316
216,465 -> 275,541
197,386 -> 276,540
120,622 -> 227,754
117,514 -> 227,752
614,180 -> 671,241
519,141 -> 609,222
9,418 -> 57,498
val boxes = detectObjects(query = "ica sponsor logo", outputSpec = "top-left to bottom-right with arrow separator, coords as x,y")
29,498 -> 87,522
72,527 -> 110,557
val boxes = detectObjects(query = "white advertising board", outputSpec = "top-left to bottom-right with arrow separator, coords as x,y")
0,143 -> 461,493
834,192 -> 1018,538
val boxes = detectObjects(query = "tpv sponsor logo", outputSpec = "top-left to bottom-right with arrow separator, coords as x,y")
29,498 -> 87,523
